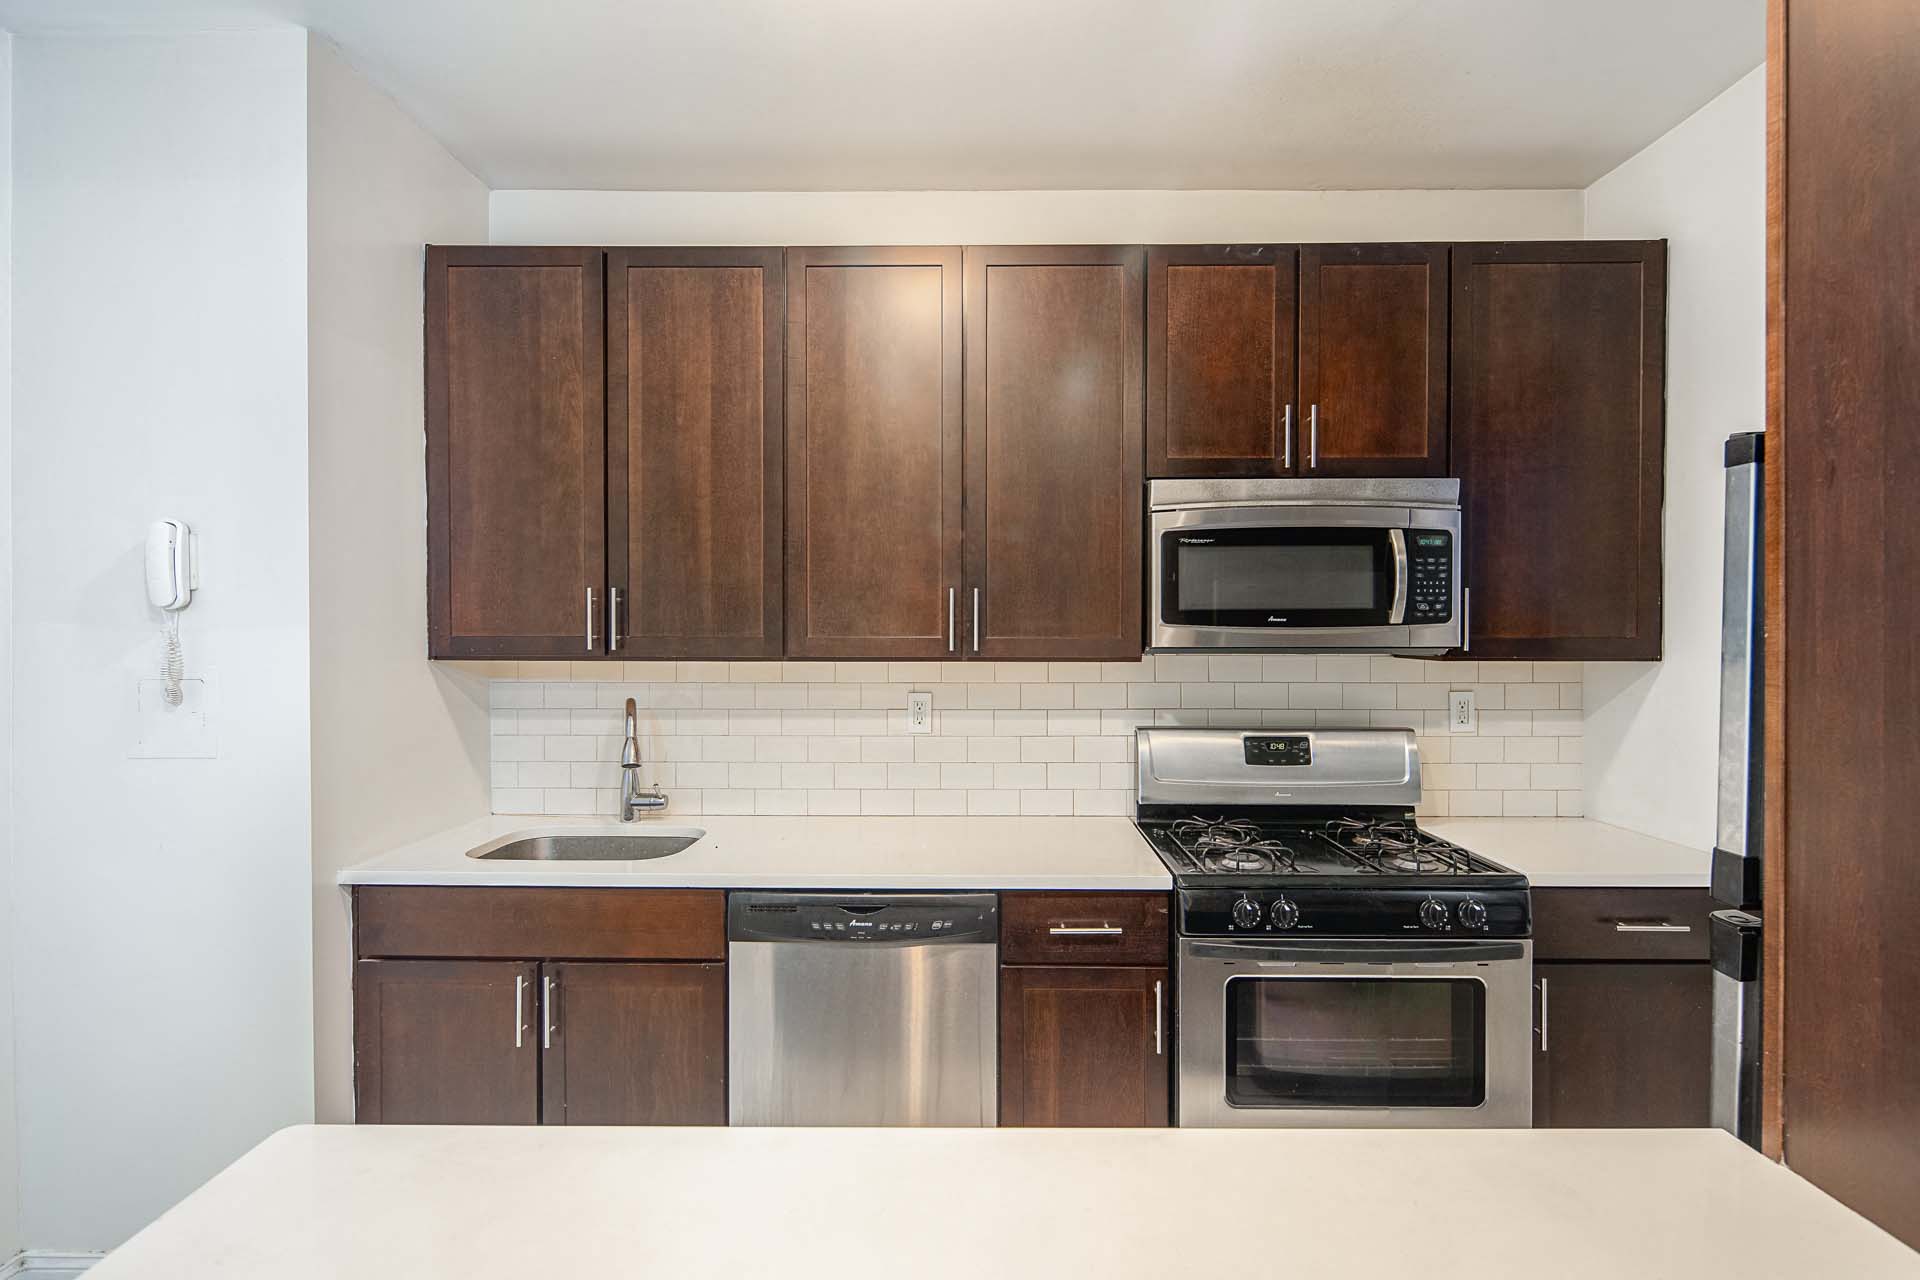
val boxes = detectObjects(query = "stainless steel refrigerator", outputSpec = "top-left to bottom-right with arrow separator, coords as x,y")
1711,431 -> 1765,1146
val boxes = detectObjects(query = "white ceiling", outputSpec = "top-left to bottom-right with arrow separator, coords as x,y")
0,0 -> 1764,191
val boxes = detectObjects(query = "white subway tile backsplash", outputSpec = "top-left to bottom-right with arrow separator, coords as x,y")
486,660 -> 1583,817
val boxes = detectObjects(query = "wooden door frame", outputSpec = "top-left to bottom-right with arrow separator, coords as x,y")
1760,0 -> 1788,1164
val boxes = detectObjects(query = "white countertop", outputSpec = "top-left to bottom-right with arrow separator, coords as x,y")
1428,817 -> 1711,888
91,1125 -> 1920,1279
338,814 -> 1174,890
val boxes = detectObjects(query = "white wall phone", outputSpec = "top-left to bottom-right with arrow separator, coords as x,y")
146,519 -> 198,705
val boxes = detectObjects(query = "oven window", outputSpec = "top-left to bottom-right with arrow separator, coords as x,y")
1225,976 -> 1486,1109
1160,527 -> 1395,628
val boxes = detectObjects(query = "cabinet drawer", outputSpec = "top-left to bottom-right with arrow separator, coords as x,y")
1000,892 -> 1170,966
1531,888 -> 1712,962
354,887 -> 725,961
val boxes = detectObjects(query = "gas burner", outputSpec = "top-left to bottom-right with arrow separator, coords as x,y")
1322,817 -> 1479,875
1163,817 -> 1304,875
1207,847 -> 1275,873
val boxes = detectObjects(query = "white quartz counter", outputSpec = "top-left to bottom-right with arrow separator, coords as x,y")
1427,817 -> 1712,889
337,814 -> 1174,890
90,1125 -> 1919,1279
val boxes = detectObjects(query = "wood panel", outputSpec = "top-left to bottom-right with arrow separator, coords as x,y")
1449,241 -> 1666,660
1530,888 -> 1712,962
353,960 -> 538,1124
1533,962 -> 1710,1129
964,245 -> 1145,660
1760,0 -> 1788,1165
1298,243 -> 1448,476
1776,0 -> 1920,1246
542,962 -> 727,1126
999,892 -> 1170,966
999,966 -> 1169,1127
1146,245 -> 1296,476
607,249 -> 783,658
426,246 -> 605,658
785,247 -> 963,658
353,887 -> 726,961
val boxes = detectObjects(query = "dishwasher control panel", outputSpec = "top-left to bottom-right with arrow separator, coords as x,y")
727,892 -> 999,944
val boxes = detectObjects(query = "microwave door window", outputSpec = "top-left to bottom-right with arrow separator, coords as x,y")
1162,528 -> 1397,628
1224,976 -> 1487,1109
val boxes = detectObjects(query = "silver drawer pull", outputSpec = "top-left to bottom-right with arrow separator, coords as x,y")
513,974 -> 526,1049
1153,980 -> 1164,1056
1049,924 -> 1123,937
1613,921 -> 1693,933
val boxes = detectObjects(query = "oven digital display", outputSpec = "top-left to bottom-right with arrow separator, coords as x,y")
1244,735 -> 1312,767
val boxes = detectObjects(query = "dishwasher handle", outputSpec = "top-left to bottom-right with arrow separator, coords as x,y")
727,891 -> 999,945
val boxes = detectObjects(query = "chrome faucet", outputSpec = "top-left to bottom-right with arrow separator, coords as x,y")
620,697 -> 668,821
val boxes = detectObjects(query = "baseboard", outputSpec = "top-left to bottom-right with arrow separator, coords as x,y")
0,1250 -> 105,1278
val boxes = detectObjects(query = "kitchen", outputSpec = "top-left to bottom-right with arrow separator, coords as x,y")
0,0 -> 1914,1276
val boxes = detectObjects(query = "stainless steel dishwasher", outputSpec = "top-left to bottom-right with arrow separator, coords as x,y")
727,892 -> 998,1126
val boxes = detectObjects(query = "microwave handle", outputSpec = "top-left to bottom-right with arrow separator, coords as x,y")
1388,529 -> 1408,624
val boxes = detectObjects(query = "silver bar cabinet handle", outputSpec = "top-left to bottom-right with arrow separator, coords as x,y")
1049,925 -> 1123,937
608,587 -> 622,651
1463,587 -> 1472,654
1282,404 -> 1293,468
1153,980 -> 1164,1056
513,974 -> 526,1049
948,587 -> 956,653
1614,921 -> 1693,933
1537,977 -> 1549,1053
1308,403 -> 1319,468
971,587 -> 980,653
543,975 -> 556,1050
584,587 -> 596,652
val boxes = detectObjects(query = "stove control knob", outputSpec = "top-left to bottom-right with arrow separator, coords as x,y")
1231,897 -> 1264,930
1457,898 -> 1489,932
1418,898 -> 1451,931
1270,896 -> 1300,930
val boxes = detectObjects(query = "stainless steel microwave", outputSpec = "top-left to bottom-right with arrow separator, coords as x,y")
1148,478 -> 1464,654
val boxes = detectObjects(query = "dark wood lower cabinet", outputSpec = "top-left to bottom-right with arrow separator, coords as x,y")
1000,965 -> 1169,1127
353,959 -> 540,1125
541,962 -> 727,1126
1532,961 -> 1711,1128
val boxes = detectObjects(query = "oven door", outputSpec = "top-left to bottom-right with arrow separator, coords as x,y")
1149,504 -> 1460,652
1176,937 -> 1533,1128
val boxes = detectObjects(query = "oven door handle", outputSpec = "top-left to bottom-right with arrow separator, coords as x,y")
1388,528 -> 1409,624
1184,939 -> 1526,965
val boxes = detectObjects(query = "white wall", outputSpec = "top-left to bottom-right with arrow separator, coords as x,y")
0,29 -> 18,1268
1582,66 -> 1765,849
490,188 -> 1583,245
11,29 -> 314,1251
306,35 -> 490,1126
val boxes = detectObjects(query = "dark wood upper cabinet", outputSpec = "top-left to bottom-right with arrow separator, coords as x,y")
426,246 -> 606,658
1450,241 -> 1666,660
999,965 -> 1169,1127
1298,243 -> 1449,476
1146,245 -> 1297,476
785,246 -> 963,659
964,245 -> 1145,660
353,959 -> 539,1125
541,962 -> 727,1126
1533,961 -> 1710,1129
607,249 -> 784,658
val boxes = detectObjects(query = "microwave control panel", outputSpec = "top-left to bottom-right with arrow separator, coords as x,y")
1406,532 -> 1454,623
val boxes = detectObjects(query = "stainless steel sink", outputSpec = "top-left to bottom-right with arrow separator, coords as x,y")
468,828 -> 706,861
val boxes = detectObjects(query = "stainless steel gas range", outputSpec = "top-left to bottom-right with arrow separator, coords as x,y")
1135,726 -> 1534,1129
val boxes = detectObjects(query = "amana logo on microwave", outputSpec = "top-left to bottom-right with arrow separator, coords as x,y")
1178,537 -> 1215,544
1266,616 -> 1288,623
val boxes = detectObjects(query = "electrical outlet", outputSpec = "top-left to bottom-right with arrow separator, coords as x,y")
907,691 -> 933,734
1448,690 -> 1477,734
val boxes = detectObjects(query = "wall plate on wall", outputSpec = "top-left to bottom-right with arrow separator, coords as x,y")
131,674 -> 216,758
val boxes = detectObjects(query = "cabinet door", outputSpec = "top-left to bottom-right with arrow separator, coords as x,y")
785,247 -> 963,659
1299,243 -> 1448,476
426,246 -> 605,658
1450,241 -> 1666,659
353,959 -> 538,1124
964,245 -> 1145,660
607,249 -> 784,658
999,966 -> 1169,1127
1146,245 -> 1297,477
1533,962 -> 1710,1128
541,962 -> 727,1125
